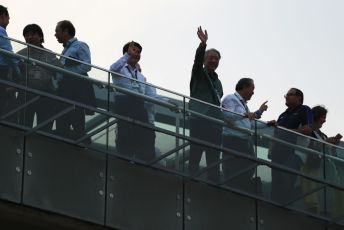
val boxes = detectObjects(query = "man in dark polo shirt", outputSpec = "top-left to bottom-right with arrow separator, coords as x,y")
188,26 -> 223,183
270,88 -> 313,203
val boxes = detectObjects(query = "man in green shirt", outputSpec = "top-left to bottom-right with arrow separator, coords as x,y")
188,26 -> 223,183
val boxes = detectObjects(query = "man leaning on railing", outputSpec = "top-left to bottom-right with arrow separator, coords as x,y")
269,87 -> 313,204
301,105 -> 342,214
54,20 -> 96,141
222,78 -> 268,190
16,24 -> 60,131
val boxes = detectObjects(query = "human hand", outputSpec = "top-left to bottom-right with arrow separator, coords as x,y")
245,112 -> 257,120
167,99 -> 180,113
327,137 -> 340,145
197,26 -> 208,45
259,100 -> 268,112
266,120 -> 277,126
327,134 -> 342,145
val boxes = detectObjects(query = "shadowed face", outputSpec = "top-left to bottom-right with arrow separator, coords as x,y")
204,50 -> 220,72
314,115 -> 326,129
24,31 -> 42,46
54,23 -> 68,44
284,88 -> 301,107
0,13 -> 9,29
242,81 -> 255,101
127,44 -> 141,66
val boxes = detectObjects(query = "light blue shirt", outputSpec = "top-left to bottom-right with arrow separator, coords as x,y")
110,54 -> 170,122
60,37 -> 91,75
0,26 -> 19,69
110,53 -> 146,94
222,92 -> 265,138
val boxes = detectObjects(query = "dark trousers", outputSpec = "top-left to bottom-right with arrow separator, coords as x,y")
222,135 -> 256,190
114,95 -> 155,162
18,93 -> 54,132
56,108 -> 85,140
271,148 -> 303,203
188,116 -> 222,182
55,74 -> 95,140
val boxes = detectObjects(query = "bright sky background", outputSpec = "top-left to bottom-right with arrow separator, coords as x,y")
3,0 -> 344,136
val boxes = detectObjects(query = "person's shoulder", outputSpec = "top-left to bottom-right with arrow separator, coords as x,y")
277,109 -> 288,118
45,50 -> 59,61
222,93 -> 235,101
76,38 -> 88,46
301,104 -> 311,109
71,37 -> 88,47
299,104 -> 312,112
0,26 -> 7,35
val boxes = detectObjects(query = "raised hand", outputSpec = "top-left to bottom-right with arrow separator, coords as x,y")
327,137 -> 341,145
259,100 -> 268,112
197,26 -> 208,45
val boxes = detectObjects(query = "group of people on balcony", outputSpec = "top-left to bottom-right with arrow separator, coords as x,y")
188,26 -> 343,213
0,5 -> 96,141
0,4 -> 343,213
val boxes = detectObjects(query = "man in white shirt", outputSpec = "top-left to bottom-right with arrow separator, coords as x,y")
109,42 -> 155,162
222,78 -> 268,190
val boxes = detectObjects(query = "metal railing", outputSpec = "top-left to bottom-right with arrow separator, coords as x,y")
1,36 -> 344,226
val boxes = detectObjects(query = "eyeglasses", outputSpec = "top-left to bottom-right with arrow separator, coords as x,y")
284,93 -> 297,98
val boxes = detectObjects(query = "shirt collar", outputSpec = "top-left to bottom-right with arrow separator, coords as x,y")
234,91 -> 245,102
204,67 -> 218,79
125,63 -> 138,72
63,37 -> 77,48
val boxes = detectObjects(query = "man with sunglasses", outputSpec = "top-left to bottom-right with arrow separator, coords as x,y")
269,88 -> 313,203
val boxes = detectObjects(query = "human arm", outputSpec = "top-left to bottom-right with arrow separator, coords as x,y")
64,41 -> 91,74
292,106 -> 313,135
110,42 -> 139,73
145,84 -> 179,112
254,100 -> 268,119
190,27 -> 207,84
0,29 -> 19,72
193,26 -> 207,70
109,53 -> 130,73
294,125 -> 313,136
241,100 -> 268,120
